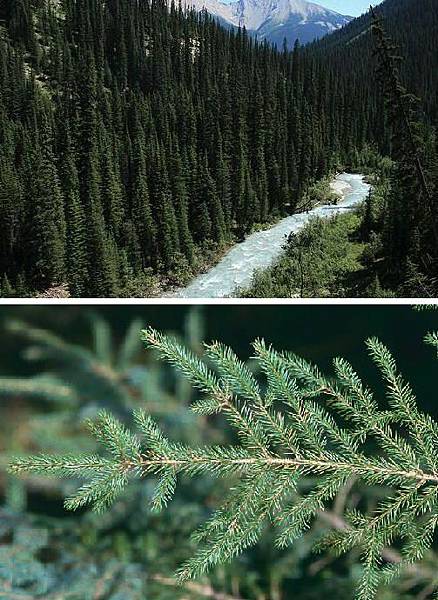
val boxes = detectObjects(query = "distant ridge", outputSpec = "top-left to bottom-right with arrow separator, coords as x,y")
180,0 -> 352,47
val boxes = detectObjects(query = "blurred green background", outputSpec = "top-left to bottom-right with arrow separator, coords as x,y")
1,304 -> 436,409
0,304 -> 437,599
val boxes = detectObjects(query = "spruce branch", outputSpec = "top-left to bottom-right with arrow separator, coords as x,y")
9,328 -> 438,598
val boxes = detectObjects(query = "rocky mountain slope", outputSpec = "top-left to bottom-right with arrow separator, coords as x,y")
182,0 -> 352,46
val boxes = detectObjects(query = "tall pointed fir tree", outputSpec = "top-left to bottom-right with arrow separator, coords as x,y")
26,114 -> 66,290
169,140 -> 195,265
0,159 -> 23,287
59,129 -> 88,297
371,7 -> 438,287
130,123 -> 157,270
200,155 -> 227,247
149,145 -> 180,272
100,127 -> 125,242
77,48 -> 118,297
189,149 -> 212,244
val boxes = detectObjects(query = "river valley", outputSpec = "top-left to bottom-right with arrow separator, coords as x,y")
171,173 -> 371,298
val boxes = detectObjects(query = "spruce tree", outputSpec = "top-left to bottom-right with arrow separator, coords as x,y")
169,143 -> 195,265
190,152 -> 212,244
27,117 -> 66,289
201,156 -> 227,247
130,125 -> 157,269
100,130 -> 125,240
60,130 -> 88,297
0,159 -> 22,283
0,273 -> 13,297
370,7 -> 438,281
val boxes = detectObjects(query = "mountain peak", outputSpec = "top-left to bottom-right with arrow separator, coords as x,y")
181,0 -> 352,47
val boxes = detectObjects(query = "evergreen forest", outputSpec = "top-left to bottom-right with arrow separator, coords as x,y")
1,0 -> 437,297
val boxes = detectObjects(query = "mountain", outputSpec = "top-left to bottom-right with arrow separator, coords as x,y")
182,0 -> 353,47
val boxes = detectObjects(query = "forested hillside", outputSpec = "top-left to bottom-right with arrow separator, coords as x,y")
245,0 -> 438,298
306,0 -> 438,296
311,0 -> 438,128
0,0 -> 355,297
0,0 -> 437,297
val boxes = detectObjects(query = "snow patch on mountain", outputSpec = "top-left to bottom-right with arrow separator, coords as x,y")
179,0 -> 352,47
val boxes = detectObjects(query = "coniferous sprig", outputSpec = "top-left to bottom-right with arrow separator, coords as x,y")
10,327 -> 438,599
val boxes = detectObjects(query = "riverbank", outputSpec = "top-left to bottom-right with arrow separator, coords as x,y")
240,210 -> 367,298
168,173 -> 371,299
240,171 -> 405,298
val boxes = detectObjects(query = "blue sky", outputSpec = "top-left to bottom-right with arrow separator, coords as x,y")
320,1 -> 383,17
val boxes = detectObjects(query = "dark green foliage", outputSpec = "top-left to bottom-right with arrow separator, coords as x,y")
0,0 -> 347,297
0,0 -> 437,297
310,0 -> 438,294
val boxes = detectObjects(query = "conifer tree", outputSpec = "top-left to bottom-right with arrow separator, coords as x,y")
7,0 -> 39,61
212,127 -> 232,232
151,149 -> 180,271
0,159 -> 22,281
370,6 -> 438,279
169,142 -> 195,264
190,153 -> 213,243
0,273 -> 13,297
201,156 -> 227,246
26,117 -> 66,288
130,127 -> 157,269
100,130 -> 125,240
60,130 -> 88,297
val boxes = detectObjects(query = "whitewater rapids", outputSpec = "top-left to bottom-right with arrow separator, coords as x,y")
171,173 -> 370,298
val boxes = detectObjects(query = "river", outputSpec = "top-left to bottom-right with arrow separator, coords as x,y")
171,173 -> 371,298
